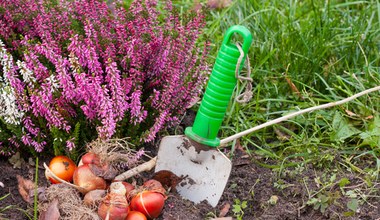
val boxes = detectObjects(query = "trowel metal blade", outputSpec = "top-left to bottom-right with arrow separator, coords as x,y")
155,135 -> 232,207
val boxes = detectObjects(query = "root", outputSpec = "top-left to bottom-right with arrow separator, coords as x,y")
85,138 -> 146,168
39,184 -> 100,220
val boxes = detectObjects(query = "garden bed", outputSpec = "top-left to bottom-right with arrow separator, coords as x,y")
1,149 -> 379,219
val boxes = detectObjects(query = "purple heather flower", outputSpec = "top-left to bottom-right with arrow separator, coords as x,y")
0,0 -> 208,152
66,138 -> 75,151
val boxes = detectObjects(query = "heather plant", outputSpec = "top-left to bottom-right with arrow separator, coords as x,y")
0,0 -> 208,156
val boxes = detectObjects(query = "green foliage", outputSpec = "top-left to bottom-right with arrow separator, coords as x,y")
50,127 -> 66,156
347,198 -> 359,212
0,193 -> 32,220
232,198 -> 248,220
302,169 -> 376,216
307,194 -> 330,213
306,173 -> 341,214
330,111 -> 361,142
201,0 -> 380,174
359,116 -> 380,148
0,194 -> 14,218
338,177 -> 351,188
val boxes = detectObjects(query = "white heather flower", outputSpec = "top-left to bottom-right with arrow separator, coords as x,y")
46,75 -> 59,92
17,60 -> 36,87
0,88 -> 24,125
0,39 -> 24,125
0,40 -> 11,85
0,39 -> 12,86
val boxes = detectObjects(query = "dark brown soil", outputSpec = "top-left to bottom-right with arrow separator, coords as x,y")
157,150 -> 380,220
1,150 -> 379,220
0,157 -> 49,219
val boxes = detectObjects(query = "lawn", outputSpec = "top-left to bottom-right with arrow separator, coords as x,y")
206,0 -> 380,165
195,0 -> 380,218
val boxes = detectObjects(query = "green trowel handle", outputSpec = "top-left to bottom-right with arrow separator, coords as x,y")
185,25 -> 252,147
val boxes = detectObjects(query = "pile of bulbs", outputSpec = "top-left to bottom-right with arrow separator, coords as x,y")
46,153 -> 166,220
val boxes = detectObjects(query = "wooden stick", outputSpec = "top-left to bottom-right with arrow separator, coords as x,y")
114,157 -> 157,181
220,85 -> 380,145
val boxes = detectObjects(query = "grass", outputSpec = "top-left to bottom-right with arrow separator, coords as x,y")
195,1 -> 380,216
198,0 -> 380,171
0,193 -> 32,220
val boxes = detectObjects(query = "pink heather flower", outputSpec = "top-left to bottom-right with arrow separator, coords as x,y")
23,116 -> 40,136
0,0 -> 208,152
66,138 -> 75,151
130,90 -> 147,124
31,140 -> 46,152
146,109 -> 169,142
124,148 -> 145,167
8,136 -> 21,149
105,58 -> 128,120
0,142 -> 14,156
21,134 -> 32,146
21,46 -> 50,82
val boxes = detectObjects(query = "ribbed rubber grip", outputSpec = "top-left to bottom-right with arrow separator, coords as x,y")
185,25 -> 252,147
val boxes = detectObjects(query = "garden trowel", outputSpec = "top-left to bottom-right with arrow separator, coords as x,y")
155,25 -> 252,207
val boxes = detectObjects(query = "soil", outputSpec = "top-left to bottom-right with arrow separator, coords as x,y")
1,151 -> 379,220
0,111 -> 379,219
0,156 -> 49,219
159,150 -> 380,220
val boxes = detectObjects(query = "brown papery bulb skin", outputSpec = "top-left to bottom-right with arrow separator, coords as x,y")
73,164 -> 107,194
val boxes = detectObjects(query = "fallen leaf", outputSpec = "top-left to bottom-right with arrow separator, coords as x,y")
9,152 -> 25,169
219,202 -> 231,217
38,199 -> 60,220
235,139 -> 244,153
17,175 -> 35,203
284,73 -> 303,99
274,127 -> 290,141
345,109 -> 358,117
28,157 -> 36,166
